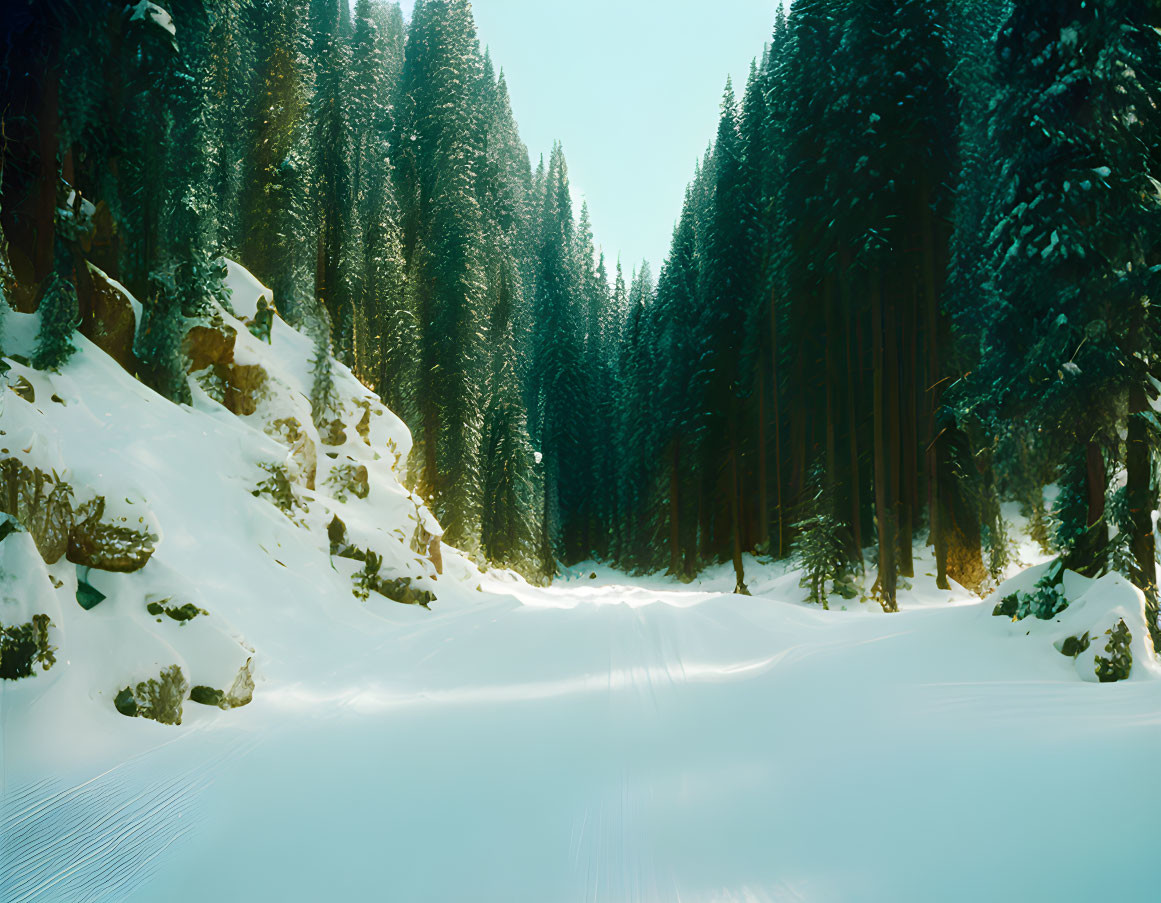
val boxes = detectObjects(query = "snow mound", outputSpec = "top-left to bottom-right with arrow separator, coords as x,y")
0,260 -> 479,744
984,563 -> 1161,682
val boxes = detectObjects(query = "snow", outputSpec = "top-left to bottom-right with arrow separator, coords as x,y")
4,266 -> 1161,901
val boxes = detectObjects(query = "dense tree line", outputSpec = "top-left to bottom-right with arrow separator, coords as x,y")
2,0 -> 623,580
590,0 -> 1161,644
6,0 -> 1161,632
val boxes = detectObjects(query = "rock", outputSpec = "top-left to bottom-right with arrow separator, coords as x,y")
355,403 -> 372,445
0,615 -> 55,680
267,418 -> 317,490
0,457 -> 73,564
223,363 -> 267,416
1059,632 -> 1091,658
224,658 -> 254,708
76,566 -> 107,610
80,264 -> 137,373
326,462 -> 369,502
67,496 -> 156,572
182,322 -> 237,373
115,664 -> 189,725
9,376 -> 34,403
190,685 -> 224,706
114,686 -> 138,717
320,417 -> 346,447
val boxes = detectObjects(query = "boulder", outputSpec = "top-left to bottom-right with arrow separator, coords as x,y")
0,457 -> 73,564
223,363 -> 267,416
267,418 -> 317,490
224,658 -> 255,708
114,664 -> 189,725
182,322 -> 236,373
80,264 -> 137,373
67,497 -> 156,572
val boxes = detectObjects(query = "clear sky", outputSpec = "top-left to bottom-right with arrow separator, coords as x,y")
396,0 -> 783,276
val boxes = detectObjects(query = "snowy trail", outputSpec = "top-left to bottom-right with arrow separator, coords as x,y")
6,565 -> 1161,903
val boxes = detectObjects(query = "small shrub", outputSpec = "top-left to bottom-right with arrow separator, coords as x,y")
1095,619 -> 1133,683
253,462 -> 306,519
0,616 -> 55,679
1059,632 -> 1091,658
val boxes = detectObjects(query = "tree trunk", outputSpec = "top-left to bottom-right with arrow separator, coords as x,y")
771,289 -> 785,558
728,401 -> 749,595
668,439 -> 681,577
1128,380 -> 1159,651
843,276 -> 862,567
871,271 -> 897,611
757,374 -> 769,553
899,284 -> 918,578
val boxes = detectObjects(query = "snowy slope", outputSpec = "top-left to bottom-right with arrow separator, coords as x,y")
0,261 -> 480,776
4,264 -> 1161,902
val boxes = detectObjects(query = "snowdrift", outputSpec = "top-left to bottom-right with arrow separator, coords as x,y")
0,260 -> 479,742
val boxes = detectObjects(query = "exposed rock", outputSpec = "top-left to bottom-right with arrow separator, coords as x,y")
222,363 -> 267,416
190,685 -> 224,706
76,566 -> 107,609
267,418 -> 317,490
355,402 -> 372,445
224,658 -> 254,708
146,597 -> 206,622
80,264 -> 137,373
320,417 -> 347,447
0,614 -> 55,680
9,376 -> 35,403
0,457 -> 73,564
115,664 -> 189,725
326,462 -> 369,502
67,496 -> 156,572
182,322 -> 236,373
1058,632 -> 1091,658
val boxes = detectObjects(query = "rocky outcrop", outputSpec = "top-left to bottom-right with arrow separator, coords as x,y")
114,664 -> 189,725
182,322 -> 237,372
0,457 -> 73,564
68,497 -> 156,572
0,614 -> 55,680
80,265 -> 137,373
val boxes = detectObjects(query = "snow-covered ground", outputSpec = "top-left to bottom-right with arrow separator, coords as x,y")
6,548 -> 1161,902
4,266 -> 1161,902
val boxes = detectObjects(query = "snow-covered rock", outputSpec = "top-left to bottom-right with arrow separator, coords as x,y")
0,260 -> 467,729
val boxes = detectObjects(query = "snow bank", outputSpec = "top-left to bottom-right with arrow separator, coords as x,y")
0,260 -> 474,754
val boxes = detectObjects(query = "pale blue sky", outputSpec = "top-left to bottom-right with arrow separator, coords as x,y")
396,0 -> 784,275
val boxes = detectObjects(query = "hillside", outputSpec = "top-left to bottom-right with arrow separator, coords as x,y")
0,260 -> 489,769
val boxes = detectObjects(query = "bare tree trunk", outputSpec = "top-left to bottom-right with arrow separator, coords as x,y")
771,290 -> 785,558
1128,377 -> 1159,650
668,439 -> 681,577
872,271 -> 897,611
729,401 -> 749,595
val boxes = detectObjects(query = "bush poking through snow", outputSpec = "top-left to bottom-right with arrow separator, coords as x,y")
146,598 -> 207,623
325,462 -> 369,502
1095,620 -> 1133,683
114,665 -> 190,725
253,462 -> 306,520
1058,632 -> 1091,658
0,614 -> 55,679
991,564 -> 1068,621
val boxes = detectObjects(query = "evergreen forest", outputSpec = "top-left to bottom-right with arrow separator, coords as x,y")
5,0 -> 1161,648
